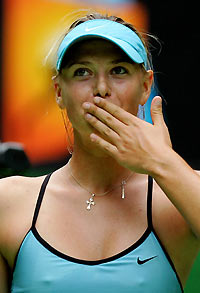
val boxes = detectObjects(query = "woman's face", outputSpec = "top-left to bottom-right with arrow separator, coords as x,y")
55,39 -> 153,139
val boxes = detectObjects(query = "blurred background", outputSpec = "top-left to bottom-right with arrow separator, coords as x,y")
0,0 -> 199,291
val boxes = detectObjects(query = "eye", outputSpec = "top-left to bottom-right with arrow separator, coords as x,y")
111,66 -> 128,75
74,68 -> 91,77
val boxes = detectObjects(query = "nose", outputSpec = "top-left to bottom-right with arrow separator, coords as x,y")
93,74 -> 111,98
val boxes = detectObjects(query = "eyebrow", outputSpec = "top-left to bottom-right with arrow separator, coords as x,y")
66,61 -> 91,68
65,58 -> 134,69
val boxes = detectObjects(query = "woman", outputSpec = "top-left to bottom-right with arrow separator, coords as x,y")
0,13 -> 200,292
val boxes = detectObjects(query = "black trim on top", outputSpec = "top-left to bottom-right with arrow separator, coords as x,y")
31,225 -> 151,266
147,176 -> 183,291
28,174 -> 153,265
28,174 -> 154,266
28,175 -> 153,266
12,228 -> 31,274
147,176 -> 153,229
32,173 -> 52,228
12,173 -> 52,274
152,228 -> 184,292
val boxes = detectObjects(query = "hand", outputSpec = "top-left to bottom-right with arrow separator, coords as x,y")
82,96 -> 172,175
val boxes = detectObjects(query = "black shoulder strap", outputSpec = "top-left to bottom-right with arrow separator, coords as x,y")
32,173 -> 52,228
147,175 -> 153,228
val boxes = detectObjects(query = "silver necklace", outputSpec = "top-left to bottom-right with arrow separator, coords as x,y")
68,162 -> 133,211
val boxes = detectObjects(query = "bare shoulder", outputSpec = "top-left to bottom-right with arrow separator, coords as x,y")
0,175 -> 46,269
0,175 -> 45,218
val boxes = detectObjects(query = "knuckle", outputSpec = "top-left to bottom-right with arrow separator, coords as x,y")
104,144 -> 111,152
113,109 -> 119,117
104,115 -> 113,124
92,118 -> 99,126
118,147 -> 126,157
91,105 -> 98,114
103,127 -> 111,136
99,98 -> 106,107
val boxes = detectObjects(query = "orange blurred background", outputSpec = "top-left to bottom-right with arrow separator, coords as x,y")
2,0 -> 149,165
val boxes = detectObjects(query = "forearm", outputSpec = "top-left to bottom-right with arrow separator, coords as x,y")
151,148 -> 200,238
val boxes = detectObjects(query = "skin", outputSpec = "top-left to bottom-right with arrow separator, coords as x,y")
0,39 -> 199,292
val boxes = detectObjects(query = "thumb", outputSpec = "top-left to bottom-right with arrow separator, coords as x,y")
151,96 -> 172,147
151,96 -> 164,126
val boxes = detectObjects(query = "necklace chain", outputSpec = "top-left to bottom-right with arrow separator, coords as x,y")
68,161 -> 133,210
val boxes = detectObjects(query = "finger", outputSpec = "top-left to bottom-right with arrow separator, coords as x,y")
83,102 -> 124,134
90,133 -> 118,156
85,113 -> 120,143
93,97 -> 133,125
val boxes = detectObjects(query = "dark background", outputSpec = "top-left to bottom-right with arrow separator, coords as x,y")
146,1 -> 200,169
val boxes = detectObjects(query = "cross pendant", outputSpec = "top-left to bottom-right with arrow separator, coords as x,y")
86,194 -> 95,210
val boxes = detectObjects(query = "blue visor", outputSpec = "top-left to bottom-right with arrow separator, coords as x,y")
56,19 -> 148,71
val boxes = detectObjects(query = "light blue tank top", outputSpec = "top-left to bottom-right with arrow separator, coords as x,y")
11,174 -> 183,292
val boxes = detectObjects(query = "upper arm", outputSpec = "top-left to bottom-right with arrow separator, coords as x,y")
0,253 -> 10,293
0,177 -> 16,292
0,175 -> 43,271
0,176 -> 31,291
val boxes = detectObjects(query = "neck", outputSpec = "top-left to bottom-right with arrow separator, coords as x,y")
67,142 -> 133,195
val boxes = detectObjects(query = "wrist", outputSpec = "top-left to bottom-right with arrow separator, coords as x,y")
147,147 -> 178,179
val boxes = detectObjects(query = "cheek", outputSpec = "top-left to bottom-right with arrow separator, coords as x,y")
63,82 -> 92,106
115,81 -> 142,115
61,83 -> 92,126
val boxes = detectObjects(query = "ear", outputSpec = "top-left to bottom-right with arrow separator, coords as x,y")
140,70 -> 154,105
53,78 -> 65,109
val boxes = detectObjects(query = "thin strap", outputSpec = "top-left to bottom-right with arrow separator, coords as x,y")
32,173 -> 53,228
147,175 -> 153,228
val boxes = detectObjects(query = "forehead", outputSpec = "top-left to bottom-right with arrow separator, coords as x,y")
62,38 -> 134,64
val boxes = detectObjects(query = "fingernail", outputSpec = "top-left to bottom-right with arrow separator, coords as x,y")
82,102 -> 91,109
85,113 -> 92,120
154,97 -> 162,105
94,97 -> 101,104
90,133 -> 97,141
